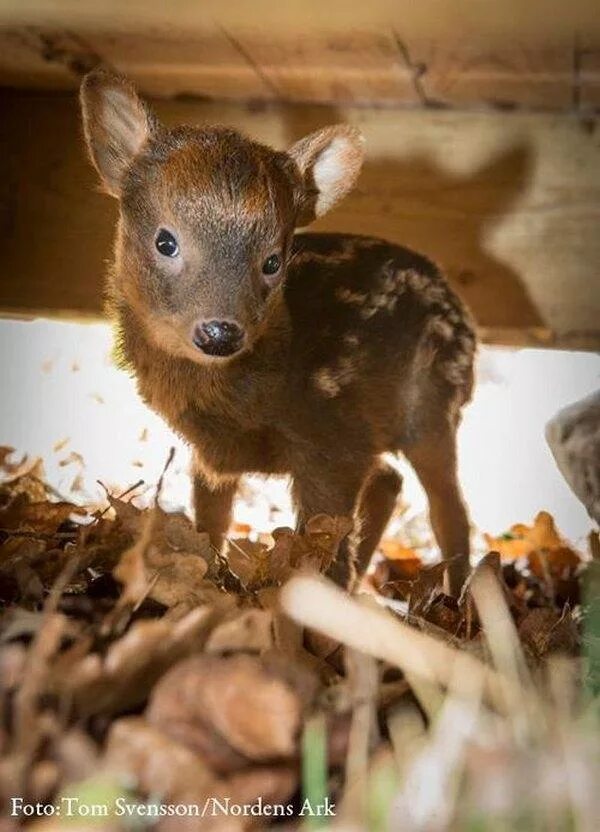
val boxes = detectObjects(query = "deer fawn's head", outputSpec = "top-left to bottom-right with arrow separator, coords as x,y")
80,71 -> 365,363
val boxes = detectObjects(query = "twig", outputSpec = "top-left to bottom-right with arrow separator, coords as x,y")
281,575 -> 513,715
155,446 -> 176,506
0,528 -> 79,541
95,478 -> 145,521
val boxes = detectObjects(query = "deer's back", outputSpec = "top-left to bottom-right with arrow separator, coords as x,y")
284,233 -> 475,444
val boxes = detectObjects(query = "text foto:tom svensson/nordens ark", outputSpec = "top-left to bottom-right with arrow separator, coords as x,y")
10,796 -> 337,819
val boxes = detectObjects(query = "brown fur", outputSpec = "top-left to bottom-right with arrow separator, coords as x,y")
80,70 -> 477,595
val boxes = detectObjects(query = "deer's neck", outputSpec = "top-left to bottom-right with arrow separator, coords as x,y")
112,288 -> 291,419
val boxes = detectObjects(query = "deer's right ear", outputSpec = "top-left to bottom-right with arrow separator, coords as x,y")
80,70 -> 155,197
288,125 -> 365,226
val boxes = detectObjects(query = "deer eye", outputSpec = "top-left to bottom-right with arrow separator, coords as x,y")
262,253 -> 281,275
155,229 -> 179,258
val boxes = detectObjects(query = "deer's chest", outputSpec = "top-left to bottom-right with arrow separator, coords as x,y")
177,401 -> 289,477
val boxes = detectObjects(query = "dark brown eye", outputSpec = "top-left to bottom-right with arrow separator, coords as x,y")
262,253 -> 281,276
155,228 -> 179,257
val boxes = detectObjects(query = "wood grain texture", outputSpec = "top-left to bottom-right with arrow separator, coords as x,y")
1,90 -> 599,349
408,41 -> 575,110
581,46 -> 600,111
1,0 -> 600,42
0,28 -> 78,90
221,29 -> 418,105
0,22 -> 599,112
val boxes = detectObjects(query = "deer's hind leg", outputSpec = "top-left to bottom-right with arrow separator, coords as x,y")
401,425 -> 470,596
355,459 -> 403,574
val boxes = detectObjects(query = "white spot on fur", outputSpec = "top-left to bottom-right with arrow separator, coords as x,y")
427,317 -> 455,340
336,287 -> 368,305
313,367 -> 341,398
360,304 -> 379,320
313,356 -> 357,398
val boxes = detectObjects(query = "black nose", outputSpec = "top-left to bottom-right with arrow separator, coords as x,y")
193,320 -> 245,357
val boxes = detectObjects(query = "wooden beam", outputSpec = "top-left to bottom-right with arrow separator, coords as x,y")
1,89 -> 599,350
0,20 -> 599,112
1,1 -> 600,43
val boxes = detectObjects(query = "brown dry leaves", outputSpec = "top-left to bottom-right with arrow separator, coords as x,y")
227,515 -> 353,591
372,513 -> 586,659
105,718 -> 296,831
0,457 -> 591,830
147,653 -> 317,771
53,607 -> 217,715
0,462 -> 354,826
112,506 -> 216,614
484,510 -> 582,580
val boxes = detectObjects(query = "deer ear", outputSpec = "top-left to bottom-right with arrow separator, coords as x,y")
80,70 -> 156,197
288,125 -> 365,226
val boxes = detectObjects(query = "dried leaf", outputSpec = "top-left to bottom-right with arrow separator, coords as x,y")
0,446 -> 18,469
112,507 -> 212,610
226,538 -> 269,588
52,438 -> 70,453
104,718 -> 296,831
380,539 -> 421,563
424,594 -> 464,636
161,512 -> 212,558
484,512 -> 582,578
59,451 -> 85,468
52,728 -> 99,785
0,493 -> 85,534
107,493 -> 143,537
518,607 -> 579,659
0,608 -> 48,643
57,607 -> 215,714
0,456 -> 46,496
150,554 -> 209,608
409,561 -> 447,615
112,512 -> 154,607
528,546 -> 581,580
205,609 -> 274,655
0,456 -> 592,818
105,717 -> 214,801
148,654 -> 316,771
0,448 -> 35,480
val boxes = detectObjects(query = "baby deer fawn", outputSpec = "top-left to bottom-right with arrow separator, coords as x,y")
80,70 -> 476,594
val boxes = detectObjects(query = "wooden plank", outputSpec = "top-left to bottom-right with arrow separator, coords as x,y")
89,28 -> 274,101
409,41 -> 574,110
0,27 -> 274,100
0,90 -> 115,316
0,24 -> 599,112
581,46 -> 600,111
1,89 -> 599,349
1,0 -> 600,43
224,29 -> 419,105
0,28 -> 78,90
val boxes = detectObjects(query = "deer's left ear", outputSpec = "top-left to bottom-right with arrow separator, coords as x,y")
288,125 -> 365,226
80,70 -> 156,197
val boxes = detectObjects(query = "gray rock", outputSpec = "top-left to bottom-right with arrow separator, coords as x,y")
545,390 -> 600,524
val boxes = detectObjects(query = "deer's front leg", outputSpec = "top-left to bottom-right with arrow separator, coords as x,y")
291,457 -> 371,589
192,468 -> 239,554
